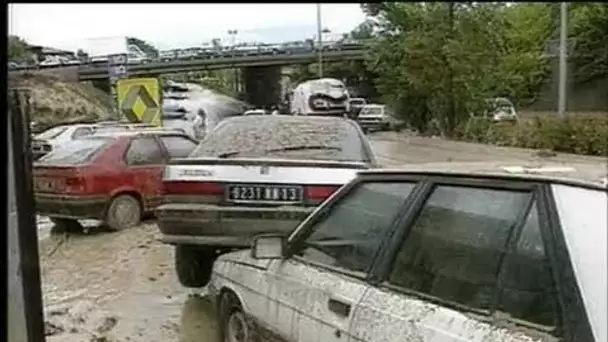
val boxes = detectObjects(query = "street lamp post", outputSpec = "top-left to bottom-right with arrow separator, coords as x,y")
228,29 -> 239,92
558,2 -> 568,118
316,3 -> 323,78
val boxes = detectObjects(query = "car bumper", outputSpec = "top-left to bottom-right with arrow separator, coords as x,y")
156,203 -> 315,247
357,118 -> 390,130
35,194 -> 108,220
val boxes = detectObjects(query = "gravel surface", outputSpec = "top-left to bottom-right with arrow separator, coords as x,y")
37,132 -> 607,342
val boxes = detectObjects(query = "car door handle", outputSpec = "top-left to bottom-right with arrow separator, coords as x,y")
328,298 -> 352,317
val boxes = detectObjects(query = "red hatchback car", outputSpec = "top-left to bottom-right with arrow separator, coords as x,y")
33,130 -> 198,232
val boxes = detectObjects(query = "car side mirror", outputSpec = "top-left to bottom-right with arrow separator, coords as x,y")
251,234 -> 285,260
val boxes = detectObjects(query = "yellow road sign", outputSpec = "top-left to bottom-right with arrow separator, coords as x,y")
116,78 -> 162,126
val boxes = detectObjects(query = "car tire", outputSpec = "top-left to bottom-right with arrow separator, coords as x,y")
175,245 -> 216,287
219,292 -> 253,342
105,194 -> 142,231
50,217 -> 83,233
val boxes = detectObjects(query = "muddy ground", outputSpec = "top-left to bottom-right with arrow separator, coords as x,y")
37,133 -> 607,342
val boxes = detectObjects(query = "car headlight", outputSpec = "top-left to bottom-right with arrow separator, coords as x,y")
313,99 -> 328,108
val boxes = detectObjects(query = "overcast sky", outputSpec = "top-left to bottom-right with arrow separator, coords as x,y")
9,4 -> 366,52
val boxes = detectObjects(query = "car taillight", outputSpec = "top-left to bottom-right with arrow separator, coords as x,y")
164,181 -> 224,196
305,185 -> 340,202
65,177 -> 85,194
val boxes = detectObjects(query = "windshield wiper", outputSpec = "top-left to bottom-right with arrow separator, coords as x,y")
217,151 -> 242,158
217,145 -> 341,159
264,145 -> 342,153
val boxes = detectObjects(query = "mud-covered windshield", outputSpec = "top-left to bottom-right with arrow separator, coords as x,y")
36,137 -> 113,165
191,116 -> 369,162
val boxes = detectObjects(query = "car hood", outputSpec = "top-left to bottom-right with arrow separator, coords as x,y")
215,249 -> 272,270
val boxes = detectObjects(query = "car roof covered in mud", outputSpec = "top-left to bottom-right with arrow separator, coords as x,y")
360,162 -> 608,189
190,115 -> 371,163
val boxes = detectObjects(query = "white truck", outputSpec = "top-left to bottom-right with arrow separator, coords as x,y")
290,78 -> 351,116
84,36 -> 149,64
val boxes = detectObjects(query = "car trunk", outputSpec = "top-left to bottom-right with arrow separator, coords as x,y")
32,165 -> 89,195
162,157 -> 370,207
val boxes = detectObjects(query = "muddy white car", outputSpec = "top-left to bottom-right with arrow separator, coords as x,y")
357,104 -> 393,132
156,115 -> 378,288
210,165 -> 607,342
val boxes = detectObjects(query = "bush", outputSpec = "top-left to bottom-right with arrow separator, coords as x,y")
455,117 -> 608,156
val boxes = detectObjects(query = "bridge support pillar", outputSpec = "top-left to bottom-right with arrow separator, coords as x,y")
91,79 -> 111,94
243,66 -> 281,109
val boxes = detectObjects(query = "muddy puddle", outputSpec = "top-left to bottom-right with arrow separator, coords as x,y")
39,221 -> 220,342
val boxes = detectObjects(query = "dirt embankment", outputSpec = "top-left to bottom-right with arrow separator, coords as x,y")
9,73 -> 115,130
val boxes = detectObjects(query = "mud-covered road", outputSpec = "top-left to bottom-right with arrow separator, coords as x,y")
38,133 -> 607,342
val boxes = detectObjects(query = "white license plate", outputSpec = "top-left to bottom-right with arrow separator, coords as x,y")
226,185 -> 303,203
34,178 -> 57,192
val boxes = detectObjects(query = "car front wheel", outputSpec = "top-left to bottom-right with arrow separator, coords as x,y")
219,292 -> 253,342
174,245 -> 216,287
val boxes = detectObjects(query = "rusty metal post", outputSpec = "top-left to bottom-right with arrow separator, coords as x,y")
8,88 -> 46,342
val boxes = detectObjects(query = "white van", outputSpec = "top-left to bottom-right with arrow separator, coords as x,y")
290,78 -> 351,116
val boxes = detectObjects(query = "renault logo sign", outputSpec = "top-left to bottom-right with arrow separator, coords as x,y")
116,78 -> 162,126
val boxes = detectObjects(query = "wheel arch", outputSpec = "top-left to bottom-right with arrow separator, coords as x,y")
218,285 -> 249,314
104,190 -> 144,217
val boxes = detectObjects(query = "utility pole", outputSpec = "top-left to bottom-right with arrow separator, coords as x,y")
316,3 -> 323,78
446,2 -> 456,135
228,29 -> 239,92
558,2 -> 568,118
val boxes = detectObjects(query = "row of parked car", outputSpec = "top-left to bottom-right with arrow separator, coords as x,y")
9,39 -> 366,70
31,114 -> 606,342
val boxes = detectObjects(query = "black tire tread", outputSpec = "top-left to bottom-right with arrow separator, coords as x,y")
105,194 -> 141,231
175,245 -> 215,287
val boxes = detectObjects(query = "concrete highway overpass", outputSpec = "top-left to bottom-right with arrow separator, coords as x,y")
9,48 -> 365,108
78,49 -> 364,81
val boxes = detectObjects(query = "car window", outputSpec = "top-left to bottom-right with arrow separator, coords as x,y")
295,182 -> 417,274
160,136 -> 197,159
495,203 -> 559,328
96,126 -> 129,133
71,127 -> 93,139
125,137 -> 164,165
191,117 -> 369,163
388,185 -> 531,311
37,138 -> 113,165
35,126 -> 68,140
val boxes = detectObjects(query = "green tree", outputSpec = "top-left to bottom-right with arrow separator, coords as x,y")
76,48 -> 88,61
364,2 -> 555,135
569,3 -> 608,83
497,3 -> 553,105
127,37 -> 158,58
8,35 -> 30,61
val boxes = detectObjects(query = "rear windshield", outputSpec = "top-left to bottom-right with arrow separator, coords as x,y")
190,117 -> 369,163
361,107 -> 384,116
36,126 -> 68,140
37,138 -> 113,165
